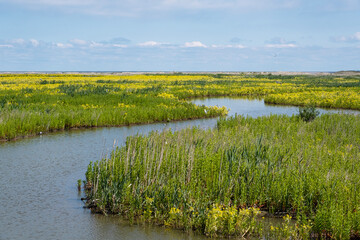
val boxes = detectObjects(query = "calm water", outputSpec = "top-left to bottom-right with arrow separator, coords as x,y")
0,98 -> 358,240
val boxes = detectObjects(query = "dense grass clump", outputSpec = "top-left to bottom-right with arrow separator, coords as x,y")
298,106 -> 320,122
84,114 -> 360,239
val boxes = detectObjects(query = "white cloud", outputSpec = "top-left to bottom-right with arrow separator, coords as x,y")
0,38 -> 43,48
333,32 -> 360,42
266,37 -> 296,44
55,42 -> 73,48
10,38 -> 26,45
89,41 -> 103,47
354,32 -> 360,40
113,44 -> 128,48
184,41 -> 207,48
211,44 -> 246,49
264,38 -> 297,48
30,39 -> 39,47
0,44 -> 14,48
211,44 -> 226,48
1,37 -> 360,72
138,41 -> 162,47
233,44 -> 246,49
341,32 -> 360,42
68,39 -> 129,48
265,43 -> 297,48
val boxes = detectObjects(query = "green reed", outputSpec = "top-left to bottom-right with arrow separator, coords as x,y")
84,113 -> 360,239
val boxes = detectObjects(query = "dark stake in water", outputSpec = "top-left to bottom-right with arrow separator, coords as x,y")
0,98 -> 358,240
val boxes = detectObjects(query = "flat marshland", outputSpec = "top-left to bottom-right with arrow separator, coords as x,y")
1,73 -> 360,239
1,73 -> 359,141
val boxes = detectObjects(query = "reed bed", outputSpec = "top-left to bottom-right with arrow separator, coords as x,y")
84,113 -> 360,239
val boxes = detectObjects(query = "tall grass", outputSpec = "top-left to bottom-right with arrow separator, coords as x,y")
84,113 -> 360,239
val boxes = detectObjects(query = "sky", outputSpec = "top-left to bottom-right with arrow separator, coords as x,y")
0,0 -> 359,71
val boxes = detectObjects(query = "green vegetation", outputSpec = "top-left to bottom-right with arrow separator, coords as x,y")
0,74 -> 229,140
298,106 -> 320,122
0,73 -> 359,140
2,73 -> 359,238
84,113 -> 360,239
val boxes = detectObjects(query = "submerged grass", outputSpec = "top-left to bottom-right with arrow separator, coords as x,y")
0,73 -> 359,140
84,113 -> 360,239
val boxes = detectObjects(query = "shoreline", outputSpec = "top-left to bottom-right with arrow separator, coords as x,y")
0,114 -> 221,143
1,70 -> 360,76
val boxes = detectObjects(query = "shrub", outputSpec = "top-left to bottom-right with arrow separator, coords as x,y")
298,106 -> 319,122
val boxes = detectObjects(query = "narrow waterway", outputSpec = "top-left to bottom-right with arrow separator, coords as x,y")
0,98 -> 358,240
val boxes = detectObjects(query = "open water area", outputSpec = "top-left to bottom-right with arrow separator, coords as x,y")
1,98 -> 358,240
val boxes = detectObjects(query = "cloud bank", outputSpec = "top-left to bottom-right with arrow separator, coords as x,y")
0,37 -> 359,71
335,32 -> 360,43
0,38 -> 248,50
184,41 -> 207,48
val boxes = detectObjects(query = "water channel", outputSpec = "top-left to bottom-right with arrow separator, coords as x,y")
1,98 -> 358,240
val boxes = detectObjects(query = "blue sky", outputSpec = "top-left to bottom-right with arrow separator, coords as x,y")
0,0 -> 359,71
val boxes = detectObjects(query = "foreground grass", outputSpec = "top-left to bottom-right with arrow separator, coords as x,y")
0,73 -> 359,140
84,114 -> 360,239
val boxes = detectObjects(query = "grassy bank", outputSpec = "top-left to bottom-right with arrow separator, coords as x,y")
84,113 -> 360,239
0,74 -> 229,140
1,73 -> 359,140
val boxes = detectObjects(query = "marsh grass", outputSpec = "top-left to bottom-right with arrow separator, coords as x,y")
84,113 -> 360,239
1,73 -> 359,140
